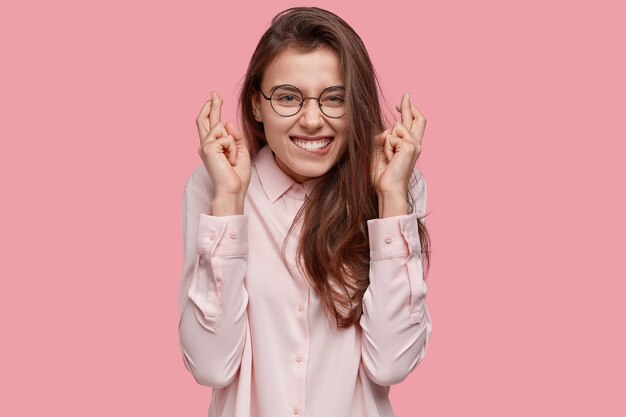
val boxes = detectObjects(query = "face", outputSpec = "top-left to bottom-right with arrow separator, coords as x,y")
252,46 -> 348,183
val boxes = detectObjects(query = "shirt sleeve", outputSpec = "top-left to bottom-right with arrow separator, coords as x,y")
178,169 -> 249,388
359,169 -> 433,386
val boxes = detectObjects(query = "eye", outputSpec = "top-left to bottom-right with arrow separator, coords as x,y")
327,95 -> 344,103
276,94 -> 298,102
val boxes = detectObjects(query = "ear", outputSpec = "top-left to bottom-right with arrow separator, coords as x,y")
251,93 -> 263,122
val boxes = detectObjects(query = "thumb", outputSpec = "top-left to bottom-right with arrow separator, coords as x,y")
225,121 -> 243,141
377,128 -> 392,139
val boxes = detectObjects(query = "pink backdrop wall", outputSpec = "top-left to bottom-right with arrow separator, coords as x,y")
2,0 -> 624,415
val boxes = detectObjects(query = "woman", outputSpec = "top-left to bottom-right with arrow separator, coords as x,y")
179,6 -> 432,417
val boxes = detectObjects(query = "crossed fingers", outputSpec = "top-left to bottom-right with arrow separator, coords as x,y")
394,92 -> 426,146
196,92 -> 224,142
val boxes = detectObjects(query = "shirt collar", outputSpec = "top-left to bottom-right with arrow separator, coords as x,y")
255,145 -> 322,203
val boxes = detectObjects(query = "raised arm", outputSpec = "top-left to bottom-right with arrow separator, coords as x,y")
359,170 -> 432,386
178,175 -> 250,388
361,92 -> 432,385
178,92 -> 251,388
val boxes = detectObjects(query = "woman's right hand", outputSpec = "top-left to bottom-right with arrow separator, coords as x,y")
196,91 -> 251,215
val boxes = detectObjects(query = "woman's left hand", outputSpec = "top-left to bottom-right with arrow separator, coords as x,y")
372,92 -> 426,197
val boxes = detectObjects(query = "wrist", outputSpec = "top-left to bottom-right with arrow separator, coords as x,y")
377,191 -> 408,218
211,193 -> 245,216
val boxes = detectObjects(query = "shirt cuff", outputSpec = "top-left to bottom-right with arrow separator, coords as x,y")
367,213 -> 421,260
197,214 -> 249,256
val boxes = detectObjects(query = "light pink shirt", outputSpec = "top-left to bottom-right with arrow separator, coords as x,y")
178,145 -> 432,417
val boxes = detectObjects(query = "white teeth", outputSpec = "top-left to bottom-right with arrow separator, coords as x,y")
291,137 -> 332,150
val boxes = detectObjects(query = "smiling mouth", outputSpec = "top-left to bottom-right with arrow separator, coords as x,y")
290,137 -> 333,151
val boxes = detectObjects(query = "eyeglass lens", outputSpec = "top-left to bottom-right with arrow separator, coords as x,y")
270,85 -> 346,118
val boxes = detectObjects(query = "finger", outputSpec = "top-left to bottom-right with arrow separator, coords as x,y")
390,121 -> 418,146
401,92 -> 412,130
393,103 -> 426,146
386,134 -> 419,161
200,121 -> 228,146
384,136 -> 394,162
196,98 -> 213,140
225,121 -> 247,148
208,91 -> 222,129
373,129 -> 391,150
198,124 -> 227,158
214,136 -> 238,165
409,104 -> 426,143
374,127 -> 392,140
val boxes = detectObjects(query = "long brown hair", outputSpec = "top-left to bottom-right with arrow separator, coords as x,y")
238,6 -> 431,329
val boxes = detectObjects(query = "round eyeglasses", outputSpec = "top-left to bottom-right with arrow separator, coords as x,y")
258,84 -> 347,118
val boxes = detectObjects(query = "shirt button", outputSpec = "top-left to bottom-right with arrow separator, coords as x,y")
229,231 -> 237,239
292,406 -> 301,414
296,353 -> 304,362
298,303 -> 304,311
384,235 -> 393,244
209,231 -> 217,240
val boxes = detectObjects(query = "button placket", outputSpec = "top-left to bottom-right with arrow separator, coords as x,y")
284,192 -> 309,417
292,291 -> 308,417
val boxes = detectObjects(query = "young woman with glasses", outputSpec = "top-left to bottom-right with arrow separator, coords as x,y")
178,6 -> 432,417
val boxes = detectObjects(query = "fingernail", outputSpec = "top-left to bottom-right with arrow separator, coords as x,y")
211,91 -> 216,99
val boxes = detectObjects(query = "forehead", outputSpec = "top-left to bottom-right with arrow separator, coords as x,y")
262,46 -> 343,93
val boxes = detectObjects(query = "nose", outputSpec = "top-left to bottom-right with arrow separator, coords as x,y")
298,98 -> 324,129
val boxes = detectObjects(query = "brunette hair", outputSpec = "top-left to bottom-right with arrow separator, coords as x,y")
238,6 -> 431,329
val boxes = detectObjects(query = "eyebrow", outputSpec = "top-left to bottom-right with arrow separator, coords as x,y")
269,84 -> 345,93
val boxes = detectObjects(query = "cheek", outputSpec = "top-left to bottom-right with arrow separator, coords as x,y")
336,128 -> 350,157
263,122 -> 290,149
335,124 -> 349,144
263,117 -> 287,134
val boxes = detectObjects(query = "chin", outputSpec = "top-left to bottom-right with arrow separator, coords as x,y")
285,160 -> 336,182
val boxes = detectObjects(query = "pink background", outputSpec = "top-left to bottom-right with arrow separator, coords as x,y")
1,0 -> 624,415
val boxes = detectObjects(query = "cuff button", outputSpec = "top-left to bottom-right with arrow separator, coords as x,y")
384,235 -> 393,244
